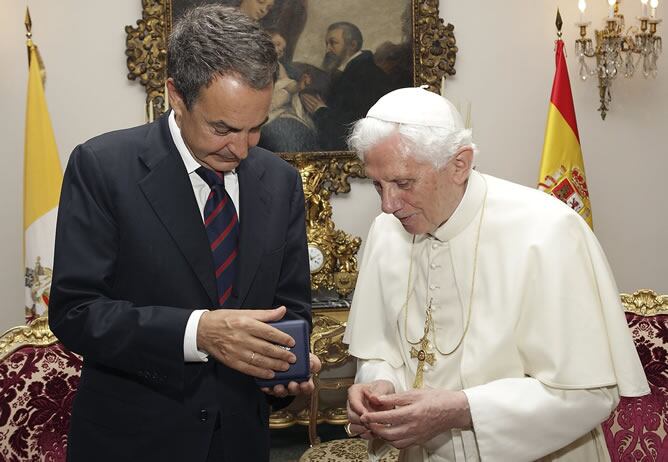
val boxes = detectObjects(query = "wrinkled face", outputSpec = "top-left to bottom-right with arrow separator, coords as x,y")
364,133 -> 470,235
239,0 -> 275,20
271,33 -> 287,59
168,74 -> 272,172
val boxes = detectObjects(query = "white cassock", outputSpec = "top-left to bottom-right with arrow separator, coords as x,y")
343,170 -> 649,462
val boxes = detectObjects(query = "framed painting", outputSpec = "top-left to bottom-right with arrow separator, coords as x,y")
126,0 -> 457,158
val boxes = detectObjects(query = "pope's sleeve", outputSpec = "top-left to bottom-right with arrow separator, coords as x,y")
355,359 -> 406,393
464,378 -> 618,461
344,216 -> 405,368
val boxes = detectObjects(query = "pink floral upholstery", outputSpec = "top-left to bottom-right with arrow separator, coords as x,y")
602,312 -> 668,461
0,341 -> 82,462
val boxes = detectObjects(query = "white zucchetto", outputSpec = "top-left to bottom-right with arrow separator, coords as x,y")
366,86 -> 465,131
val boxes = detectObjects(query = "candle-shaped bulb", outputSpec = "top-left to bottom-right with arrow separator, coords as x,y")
608,0 -> 616,18
579,0 -> 587,13
642,0 -> 649,17
650,0 -> 658,17
578,0 -> 587,21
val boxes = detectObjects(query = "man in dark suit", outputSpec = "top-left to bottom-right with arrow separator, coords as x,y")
49,6 -> 319,462
302,22 -> 393,150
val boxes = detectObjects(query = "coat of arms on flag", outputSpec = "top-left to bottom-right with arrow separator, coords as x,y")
538,165 -> 592,223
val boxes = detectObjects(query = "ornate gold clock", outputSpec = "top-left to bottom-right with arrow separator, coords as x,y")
289,153 -> 364,297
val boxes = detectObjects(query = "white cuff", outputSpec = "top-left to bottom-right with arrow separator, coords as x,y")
355,359 -> 404,392
183,309 -> 209,362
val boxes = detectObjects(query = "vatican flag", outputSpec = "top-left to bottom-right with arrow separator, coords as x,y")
24,26 -> 63,320
538,39 -> 593,229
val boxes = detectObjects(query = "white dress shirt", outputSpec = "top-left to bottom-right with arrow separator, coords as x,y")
167,111 -> 240,362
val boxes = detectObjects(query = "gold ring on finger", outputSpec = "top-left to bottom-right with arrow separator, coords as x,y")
249,351 -> 256,365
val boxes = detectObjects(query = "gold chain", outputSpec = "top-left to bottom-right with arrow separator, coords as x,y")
402,186 -> 487,356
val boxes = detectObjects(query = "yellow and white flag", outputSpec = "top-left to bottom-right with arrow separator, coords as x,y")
24,22 -> 63,320
538,38 -> 593,229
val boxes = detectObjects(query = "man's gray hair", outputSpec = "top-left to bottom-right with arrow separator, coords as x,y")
168,5 -> 278,109
348,118 -> 477,169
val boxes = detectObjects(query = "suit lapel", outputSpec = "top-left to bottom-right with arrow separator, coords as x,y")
138,116 -> 218,305
232,151 -> 272,307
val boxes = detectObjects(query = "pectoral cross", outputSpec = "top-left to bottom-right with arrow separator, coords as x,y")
410,300 -> 436,388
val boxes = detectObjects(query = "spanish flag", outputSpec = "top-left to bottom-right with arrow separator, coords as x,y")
538,39 -> 593,229
24,12 -> 63,320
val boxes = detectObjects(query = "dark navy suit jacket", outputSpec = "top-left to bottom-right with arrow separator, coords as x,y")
49,113 -> 311,462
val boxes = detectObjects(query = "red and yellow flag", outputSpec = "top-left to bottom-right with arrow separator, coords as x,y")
538,39 -> 593,229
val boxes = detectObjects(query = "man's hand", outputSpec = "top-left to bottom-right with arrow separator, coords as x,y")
360,389 -> 472,449
197,306 -> 296,380
300,94 -> 326,114
347,380 -> 396,440
260,353 -> 322,397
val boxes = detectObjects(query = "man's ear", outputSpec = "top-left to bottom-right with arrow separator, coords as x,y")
166,78 -> 185,117
450,147 -> 474,185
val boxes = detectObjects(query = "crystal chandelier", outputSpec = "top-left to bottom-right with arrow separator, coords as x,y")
575,0 -> 662,119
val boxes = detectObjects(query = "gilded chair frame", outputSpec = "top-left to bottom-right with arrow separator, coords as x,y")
0,316 -> 57,360
620,289 -> 668,316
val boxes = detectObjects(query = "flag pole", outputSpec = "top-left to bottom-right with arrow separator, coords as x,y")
25,7 -> 33,65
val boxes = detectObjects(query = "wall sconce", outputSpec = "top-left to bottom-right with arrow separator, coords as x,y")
575,0 -> 662,119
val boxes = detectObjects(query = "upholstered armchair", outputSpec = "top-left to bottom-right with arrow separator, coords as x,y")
0,316 -> 82,462
602,289 -> 668,461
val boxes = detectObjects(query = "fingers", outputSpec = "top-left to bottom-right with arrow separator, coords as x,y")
361,406 -> 408,427
246,305 -> 286,322
309,353 -> 322,374
243,349 -> 291,376
362,384 -> 396,412
260,378 -> 314,397
347,422 -> 367,437
244,308 -> 296,349
347,384 -> 370,418
374,390 -> 418,408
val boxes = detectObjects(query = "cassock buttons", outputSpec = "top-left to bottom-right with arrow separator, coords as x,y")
200,409 -> 209,422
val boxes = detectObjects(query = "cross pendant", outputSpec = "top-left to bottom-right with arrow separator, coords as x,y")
410,336 -> 436,389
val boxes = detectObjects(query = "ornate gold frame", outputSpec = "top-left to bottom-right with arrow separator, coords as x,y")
621,289 -> 668,316
0,316 -> 57,360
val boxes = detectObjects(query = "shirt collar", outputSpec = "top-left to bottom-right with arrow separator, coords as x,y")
168,111 -> 203,175
338,50 -> 362,72
430,169 -> 487,242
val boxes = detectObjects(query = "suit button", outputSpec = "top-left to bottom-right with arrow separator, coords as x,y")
200,409 -> 208,422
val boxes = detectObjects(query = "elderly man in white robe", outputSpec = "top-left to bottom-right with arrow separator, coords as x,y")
342,87 -> 649,462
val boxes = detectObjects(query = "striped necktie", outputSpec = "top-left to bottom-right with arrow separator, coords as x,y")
196,167 -> 239,306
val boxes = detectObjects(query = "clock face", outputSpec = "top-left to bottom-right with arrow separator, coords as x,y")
308,245 -> 325,273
